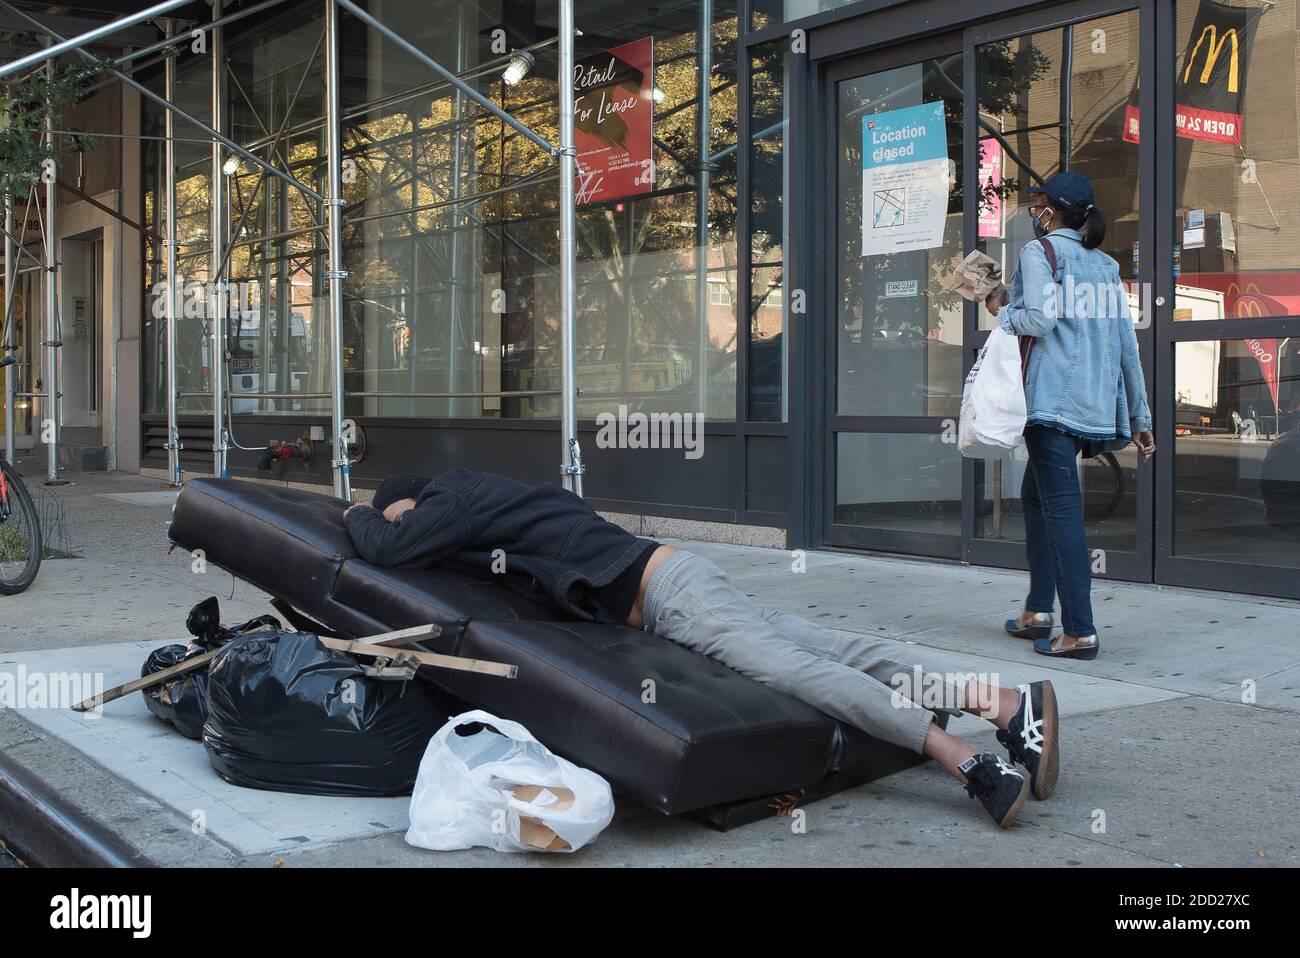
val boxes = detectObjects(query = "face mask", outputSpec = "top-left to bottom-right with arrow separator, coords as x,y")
1031,208 -> 1053,238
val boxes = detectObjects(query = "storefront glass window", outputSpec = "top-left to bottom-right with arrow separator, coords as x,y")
338,0 -> 739,421
142,54 -> 219,421
748,39 -> 787,422
973,8 -> 1144,551
143,0 -> 740,423
975,9 -> 1143,332
1172,0 -> 1300,323
835,432 -> 962,536
837,56 -> 965,419
1174,338 -> 1300,567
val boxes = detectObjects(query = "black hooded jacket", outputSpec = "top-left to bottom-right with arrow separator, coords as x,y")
343,468 -> 652,621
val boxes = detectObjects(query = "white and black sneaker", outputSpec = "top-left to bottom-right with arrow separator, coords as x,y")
959,752 -> 1029,828
997,680 -> 1060,800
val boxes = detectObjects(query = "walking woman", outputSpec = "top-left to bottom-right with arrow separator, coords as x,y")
985,171 -> 1155,660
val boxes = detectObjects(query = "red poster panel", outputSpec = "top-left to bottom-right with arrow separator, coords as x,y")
1122,103 -> 1141,144
573,37 -> 654,205
1123,100 -> 1244,147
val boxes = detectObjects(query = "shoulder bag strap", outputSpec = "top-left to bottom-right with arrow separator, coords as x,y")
1019,236 -> 1060,382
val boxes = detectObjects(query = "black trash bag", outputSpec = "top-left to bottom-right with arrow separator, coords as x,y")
185,596 -> 281,650
203,629 -> 452,797
140,597 -> 281,740
141,644 -> 212,740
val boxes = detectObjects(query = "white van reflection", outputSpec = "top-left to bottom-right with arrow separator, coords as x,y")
226,311 -> 309,413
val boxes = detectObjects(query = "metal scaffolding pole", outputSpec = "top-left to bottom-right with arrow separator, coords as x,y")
0,0 -> 194,80
324,0 -> 351,500
446,6 -> 467,418
112,0 -> 292,68
695,0 -> 713,420
557,0 -> 582,495
43,49 -> 61,484
210,0 -> 228,478
335,0 -> 554,157
3,191 -> 13,465
164,20 -> 181,485
0,0 -> 323,206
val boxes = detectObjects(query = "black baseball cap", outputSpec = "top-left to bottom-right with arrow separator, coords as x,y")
1029,171 -> 1096,216
372,473 -> 431,511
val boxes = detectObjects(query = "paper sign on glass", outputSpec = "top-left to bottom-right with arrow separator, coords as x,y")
861,101 -> 950,257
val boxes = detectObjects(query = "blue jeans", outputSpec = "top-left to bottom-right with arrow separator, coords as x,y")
1022,425 -> 1095,637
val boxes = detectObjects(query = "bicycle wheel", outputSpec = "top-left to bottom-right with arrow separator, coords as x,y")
1083,451 -> 1125,523
0,461 -> 42,594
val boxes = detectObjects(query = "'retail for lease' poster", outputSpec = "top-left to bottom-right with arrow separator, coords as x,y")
573,37 -> 655,205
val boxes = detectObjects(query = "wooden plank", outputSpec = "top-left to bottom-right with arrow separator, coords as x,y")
319,637 -> 516,678
71,622 -> 509,712
359,623 -> 443,647
71,649 -> 217,713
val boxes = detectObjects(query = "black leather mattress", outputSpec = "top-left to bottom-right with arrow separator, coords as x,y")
168,478 -> 929,818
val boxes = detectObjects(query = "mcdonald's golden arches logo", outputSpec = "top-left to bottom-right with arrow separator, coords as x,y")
1184,25 -> 1241,93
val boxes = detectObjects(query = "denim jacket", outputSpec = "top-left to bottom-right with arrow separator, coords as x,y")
998,228 -> 1152,448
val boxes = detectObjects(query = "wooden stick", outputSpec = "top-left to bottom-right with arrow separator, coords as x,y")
319,637 -> 516,678
72,649 -> 218,712
359,623 -> 443,647
71,622 -> 510,712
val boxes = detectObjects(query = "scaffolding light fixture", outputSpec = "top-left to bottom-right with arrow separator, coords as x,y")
501,49 -> 534,86
222,153 -> 240,176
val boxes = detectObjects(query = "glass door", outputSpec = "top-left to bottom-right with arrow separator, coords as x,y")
1157,0 -> 1300,599
962,1 -> 1155,583
822,36 -> 967,557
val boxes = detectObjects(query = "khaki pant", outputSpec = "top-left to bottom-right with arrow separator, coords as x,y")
642,551 -> 961,754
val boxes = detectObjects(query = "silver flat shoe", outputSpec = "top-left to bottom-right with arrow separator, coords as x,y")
1033,633 -> 1099,660
1005,611 -> 1054,640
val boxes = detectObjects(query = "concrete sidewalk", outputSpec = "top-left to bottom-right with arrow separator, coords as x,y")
1,470 -> 1297,867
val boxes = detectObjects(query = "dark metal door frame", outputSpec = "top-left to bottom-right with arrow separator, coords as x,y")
809,0 -> 1158,579
818,31 -> 966,558
960,0 -> 1157,586
1149,1 -> 1300,600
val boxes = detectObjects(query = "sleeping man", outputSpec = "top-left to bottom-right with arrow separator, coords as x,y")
344,468 -> 1060,828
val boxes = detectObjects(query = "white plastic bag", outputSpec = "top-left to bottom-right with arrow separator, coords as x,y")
959,326 -> 1027,458
405,709 -> 615,854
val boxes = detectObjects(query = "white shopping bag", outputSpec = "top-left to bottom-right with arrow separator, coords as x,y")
405,709 -> 614,854
959,326 -> 1027,458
